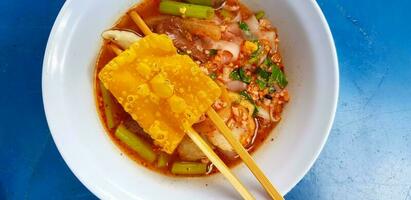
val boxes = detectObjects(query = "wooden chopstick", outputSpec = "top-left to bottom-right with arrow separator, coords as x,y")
113,11 -> 255,199
108,43 -> 254,199
121,11 -> 283,199
207,109 -> 284,200
108,43 -> 123,55
129,11 -> 153,36
185,127 -> 255,200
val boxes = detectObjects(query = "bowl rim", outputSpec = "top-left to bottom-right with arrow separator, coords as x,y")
281,0 -> 340,195
42,0 -> 339,198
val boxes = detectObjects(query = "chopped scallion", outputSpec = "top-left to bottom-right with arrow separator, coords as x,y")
209,73 -> 217,80
252,107 -> 259,117
255,11 -> 265,20
268,86 -> 276,94
208,49 -> 217,56
249,41 -> 262,64
238,21 -> 250,32
229,69 -> 241,81
240,90 -> 254,102
238,21 -> 252,38
230,68 -> 251,84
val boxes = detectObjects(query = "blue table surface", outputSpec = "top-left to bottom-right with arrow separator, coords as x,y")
1,0 -> 410,199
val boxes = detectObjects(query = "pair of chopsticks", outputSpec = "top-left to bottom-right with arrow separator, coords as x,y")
111,11 -> 284,200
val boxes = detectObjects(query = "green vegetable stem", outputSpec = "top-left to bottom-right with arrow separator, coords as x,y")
99,81 -> 116,129
160,1 -> 215,19
171,162 -> 207,175
115,124 -> 157,163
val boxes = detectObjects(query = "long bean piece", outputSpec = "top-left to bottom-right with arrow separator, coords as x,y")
99,81 -> 115,129
171,162 -> 207,175
157,152 -> 170,168
185,0 -> 213,6
159,1 -> 215,19
115,124 -> 157,163
186,0 -> 225,7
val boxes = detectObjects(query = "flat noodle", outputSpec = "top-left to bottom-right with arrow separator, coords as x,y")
99,34 -> 221,153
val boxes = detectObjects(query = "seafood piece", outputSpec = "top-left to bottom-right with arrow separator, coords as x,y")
102,29 -> 141,49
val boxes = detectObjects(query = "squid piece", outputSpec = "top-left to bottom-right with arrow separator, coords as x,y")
211,40 -> 240,60
177,136 -> 207,161
102,29 -> 142,49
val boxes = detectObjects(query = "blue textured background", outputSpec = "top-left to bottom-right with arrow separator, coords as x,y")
0,0 -> 410,199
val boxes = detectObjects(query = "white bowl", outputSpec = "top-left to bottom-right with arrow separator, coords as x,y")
42,0 -> 338,199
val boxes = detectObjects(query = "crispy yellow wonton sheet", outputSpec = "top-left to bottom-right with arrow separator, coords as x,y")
99,34 -> 221,153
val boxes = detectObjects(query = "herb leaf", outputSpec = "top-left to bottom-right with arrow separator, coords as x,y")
256,67 -> 270,90
269,64 -> 288,88
262,58 -> 288,88
256,68 -> 270,80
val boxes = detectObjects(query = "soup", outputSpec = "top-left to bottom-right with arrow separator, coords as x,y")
95,0 -> 289,176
